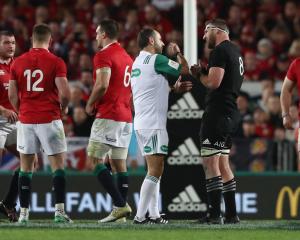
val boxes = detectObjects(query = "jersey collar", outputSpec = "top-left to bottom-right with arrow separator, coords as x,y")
0,58 -> 12,65
30,48 -> 50,52
100,41 -> 118,51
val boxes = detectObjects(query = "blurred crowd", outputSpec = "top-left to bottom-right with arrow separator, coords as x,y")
1,0 -> 300,164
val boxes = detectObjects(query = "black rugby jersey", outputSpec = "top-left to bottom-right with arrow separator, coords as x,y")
206,40 -> 244,113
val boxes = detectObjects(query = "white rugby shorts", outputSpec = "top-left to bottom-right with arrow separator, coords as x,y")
17,120 -> 67,155
135,129 -> 169,156
87,119 -> 132,160
0,122 -> 17,149
88,119 -> 132,148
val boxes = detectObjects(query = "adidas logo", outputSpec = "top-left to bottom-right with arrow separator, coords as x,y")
167,138 -> 202,165
168,185 -> 207,212
168,92 -> 203,119
202,139 -> 210,145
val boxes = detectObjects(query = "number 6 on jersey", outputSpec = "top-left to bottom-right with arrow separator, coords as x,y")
24,69 -> 44,92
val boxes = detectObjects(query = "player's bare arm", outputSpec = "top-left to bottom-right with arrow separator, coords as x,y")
55,77 -> 71,114
280,76 -> 295,129
190,63 -> 224,89
85,67 -> 111,115
8,79 -> 19,113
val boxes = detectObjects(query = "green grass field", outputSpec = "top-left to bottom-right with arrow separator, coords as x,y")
0,220 -> 300,240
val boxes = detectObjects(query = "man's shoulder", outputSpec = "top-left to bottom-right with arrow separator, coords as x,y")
291,57 -> 300,66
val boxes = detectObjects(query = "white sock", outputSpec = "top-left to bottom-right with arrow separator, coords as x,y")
148,179 -> 160,218
20,207 -> 29,216
136,175 -> 158,220
55,203 -> 64,212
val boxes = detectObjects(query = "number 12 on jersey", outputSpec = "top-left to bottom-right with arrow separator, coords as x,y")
24,69 -> 44,92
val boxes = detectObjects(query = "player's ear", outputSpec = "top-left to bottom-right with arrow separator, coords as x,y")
148,36 -> 155,46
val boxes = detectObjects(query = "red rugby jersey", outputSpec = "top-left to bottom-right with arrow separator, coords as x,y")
10,48 -> 67,123
93,42 -> 133,123
287,58 -> 300,120
0,58 -> 14,111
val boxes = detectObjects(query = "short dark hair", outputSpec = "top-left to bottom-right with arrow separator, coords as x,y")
137,28 -> 155,49
32,23 -> 51,42
205,18 -> 229,34
99,19 -> 119,40
0,30 -> 14,40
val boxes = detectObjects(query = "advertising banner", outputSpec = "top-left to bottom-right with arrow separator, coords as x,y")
1,174 -> 300,219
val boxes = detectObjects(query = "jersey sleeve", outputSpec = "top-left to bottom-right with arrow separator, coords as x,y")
93,52 -> 112,70
286,59 -> 297,82
56,58 -> 67,78
154,54 -> 182,77
209,47 -> 226,69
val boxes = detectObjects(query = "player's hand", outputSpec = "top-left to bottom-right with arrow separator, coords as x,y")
282,115 -> 293,129
85,104 -> 95,116
166,42 -> 181,57
2,108 -> 18,123
61,106 -> 69,115
173,76 -> 193,93
190,60 -> 203,78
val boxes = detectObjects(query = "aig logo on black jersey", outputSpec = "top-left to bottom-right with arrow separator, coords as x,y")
167,138 -> 202,165
168,93 -> 203,119
168,185 -> 207,212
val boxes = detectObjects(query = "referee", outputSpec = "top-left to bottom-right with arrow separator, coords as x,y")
191,18 -> 244,224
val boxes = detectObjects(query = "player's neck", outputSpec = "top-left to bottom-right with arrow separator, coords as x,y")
32,43 -> 49,49
143,46 -> 155,54
0,56 -> 12,64
215,36 -> 229,47
101,40 -> 117,49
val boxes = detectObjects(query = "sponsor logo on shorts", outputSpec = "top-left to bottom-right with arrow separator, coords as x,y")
144,146 -> 152,153
18,145 -> 24,150
168,185 -> 207,212
167,138 -> 201,165
105,136 -> 116,143
168,93 -> 203,119
202,139 -> 211,145
160,145 -> 168,152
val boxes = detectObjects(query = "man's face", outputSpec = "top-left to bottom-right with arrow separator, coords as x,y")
203,26 -> 217,49
96,26 -> 105,48
153,31 -> 164,54
0,35 -> 15,59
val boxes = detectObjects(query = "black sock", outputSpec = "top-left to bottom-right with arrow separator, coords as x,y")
18,171 -> 32,208
52,169 -> 66,204
116,172 -> 129,202
206,176 -> 223,218
94,164 -> 125,207
223,178 -> 237,218
3,169 -> 20,208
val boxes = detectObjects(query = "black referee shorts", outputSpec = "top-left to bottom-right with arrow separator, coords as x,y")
200,110 -> 240,157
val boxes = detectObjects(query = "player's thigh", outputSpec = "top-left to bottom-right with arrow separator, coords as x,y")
111,146 -> 128,172
17,122 -> 40,154
87,140 -> 112,164
36,120 -> 67,155
135,129 -> 169,156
